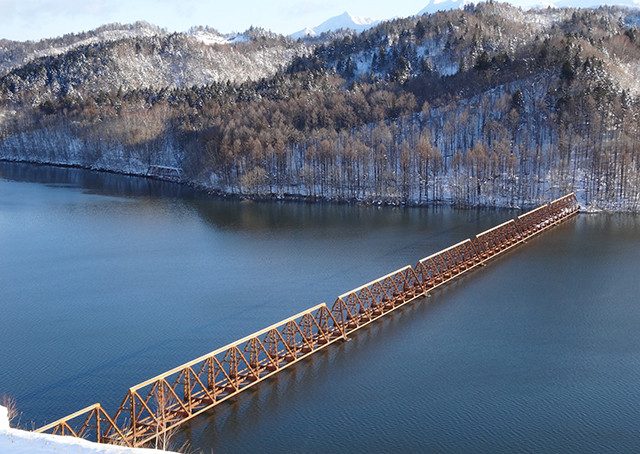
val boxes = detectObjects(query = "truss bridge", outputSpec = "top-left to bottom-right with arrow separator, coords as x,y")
36,193 -> 580,447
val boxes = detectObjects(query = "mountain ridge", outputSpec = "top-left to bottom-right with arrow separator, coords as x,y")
291,0 -> 640,40
3,1 -> 640,47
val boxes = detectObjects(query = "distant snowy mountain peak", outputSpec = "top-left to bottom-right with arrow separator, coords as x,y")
290,11 -> 379,39
343,11 -> 378,26
297,27 -> 316,37
418,0 -> 475,15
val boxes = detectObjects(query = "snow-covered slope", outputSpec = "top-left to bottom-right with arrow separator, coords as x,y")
0,406 -> 176,454
0,28 -> 309,99
0,22 -> 166,75
187,27 -> 248,45
291,11 -> 379,39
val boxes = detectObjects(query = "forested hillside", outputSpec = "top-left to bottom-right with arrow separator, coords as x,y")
1,2 -> 640,210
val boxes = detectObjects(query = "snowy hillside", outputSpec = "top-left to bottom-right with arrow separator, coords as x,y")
0,27 -> 309,99
0,22 -> 167,76
2,3 -> 640,210
0,406 -> 176,454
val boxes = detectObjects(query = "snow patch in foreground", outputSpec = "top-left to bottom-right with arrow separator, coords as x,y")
0,406 -> 176,454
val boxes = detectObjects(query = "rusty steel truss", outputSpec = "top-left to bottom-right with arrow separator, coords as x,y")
36,193 -> 580,447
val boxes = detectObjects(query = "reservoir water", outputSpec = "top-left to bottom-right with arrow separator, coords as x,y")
1,161 -> 640,453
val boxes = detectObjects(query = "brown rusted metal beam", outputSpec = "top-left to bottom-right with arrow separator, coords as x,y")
36,193 -> 580,448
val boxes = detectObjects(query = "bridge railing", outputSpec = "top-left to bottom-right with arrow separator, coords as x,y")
36,193 -> 580,447
35,403 -> 130,446
102,303 -> 343,447
331,265 -> 425,333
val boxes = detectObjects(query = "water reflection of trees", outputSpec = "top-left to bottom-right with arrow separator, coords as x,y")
191,197 -> 454,234
0,161 -> 193,199
2,161 -> 521,235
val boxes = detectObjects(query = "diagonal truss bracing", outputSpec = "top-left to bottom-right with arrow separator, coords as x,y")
36,193 -> 580,447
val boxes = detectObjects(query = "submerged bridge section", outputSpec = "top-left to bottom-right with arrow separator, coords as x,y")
36,193 -> 580,447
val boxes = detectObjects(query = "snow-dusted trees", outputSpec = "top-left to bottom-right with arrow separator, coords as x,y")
2,4 -> 640,210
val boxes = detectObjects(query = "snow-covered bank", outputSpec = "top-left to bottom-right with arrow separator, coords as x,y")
0,406 -> 177,454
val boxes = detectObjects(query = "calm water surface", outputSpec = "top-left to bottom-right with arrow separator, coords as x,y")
1,162 -> 639,453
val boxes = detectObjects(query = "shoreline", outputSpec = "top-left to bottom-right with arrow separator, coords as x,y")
2,157 -> 638,213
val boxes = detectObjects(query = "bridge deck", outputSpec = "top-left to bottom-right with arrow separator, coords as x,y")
36,193 -> 580,447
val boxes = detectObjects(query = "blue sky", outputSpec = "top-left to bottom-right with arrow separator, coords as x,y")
0,0 -> 433,41
1,0 -> 635,42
